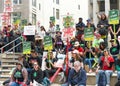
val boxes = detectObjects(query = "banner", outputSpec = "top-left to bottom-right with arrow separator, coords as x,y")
24,26 -> 36,35
84,27 -> 94,41
44,36 -> 53,50
109,10 -> 119,24
4,0 -> 13,12
23,42 -> 31,54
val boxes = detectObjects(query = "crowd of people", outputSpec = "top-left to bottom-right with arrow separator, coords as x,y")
1,13 -> 120,86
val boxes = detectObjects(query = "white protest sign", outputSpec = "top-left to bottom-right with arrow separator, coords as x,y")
24,26 -> 36,35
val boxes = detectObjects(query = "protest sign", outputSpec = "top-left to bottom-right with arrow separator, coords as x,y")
44,36 -> 53,50
84,27 -> 94,41
23,42 -> 31,54
109,10 -> 119,24
4,0 -> 13,12
24,26 -> 36,35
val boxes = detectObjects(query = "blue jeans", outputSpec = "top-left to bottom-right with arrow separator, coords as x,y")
10,82 -> 22,86
84,58 -> 94,69
117,71 -> 120,80
96,70 -> 113,85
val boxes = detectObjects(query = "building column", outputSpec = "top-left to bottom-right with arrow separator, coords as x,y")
105,0 -> 110,16
93,0 -> 99,27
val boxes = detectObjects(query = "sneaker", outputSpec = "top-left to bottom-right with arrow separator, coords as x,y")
106,84 -> 110,86
95,84 -> 98,86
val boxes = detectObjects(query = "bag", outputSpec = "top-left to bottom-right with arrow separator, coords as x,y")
42,77 -> 51,86
98,71 -> 107,86
110,46 -> 119,55
99,28 -> 107,36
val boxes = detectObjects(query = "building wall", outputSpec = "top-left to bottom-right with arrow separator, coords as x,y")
0,0 -> 89,30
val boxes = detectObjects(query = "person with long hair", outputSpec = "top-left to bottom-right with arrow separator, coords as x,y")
30,62 -> 43,86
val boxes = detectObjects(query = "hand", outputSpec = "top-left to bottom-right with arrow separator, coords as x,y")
30,82 -> 33,86
101,25 -> 104,28
9,82 -> 12,85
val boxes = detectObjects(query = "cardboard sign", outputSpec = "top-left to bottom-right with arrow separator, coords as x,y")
84,27 -> 94,41
62,28 -> 75,39
23,42 -> 31,54
50,16 -> 55,25
44,36 -> 53,50
4,0 -> 13,12
63,15 -> 74,28
109,10 -> 119,24
24,26 -> 36,35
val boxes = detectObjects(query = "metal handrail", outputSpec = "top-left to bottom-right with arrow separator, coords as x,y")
4,42 -> 22,53
0,36 -> 23,53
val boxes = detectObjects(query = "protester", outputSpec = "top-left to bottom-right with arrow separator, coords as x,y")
73,41 -> 84,57
30,62 -> 43,86
116,54 -> 120,81
92,33 -> 104,48
68,61 -> 87,86
75,17 -> 85,41
47,21 -> 56,38
95,49 -> 114,86
97,13 -> 109,47
9,61 -> 28,86
45,51 -> 58,78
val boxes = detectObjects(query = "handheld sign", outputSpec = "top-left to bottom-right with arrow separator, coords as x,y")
62,27 -> 75,39
84,27 -> 94,41
23,42 -> 31,54
24,26 -> 36,35
44,36 -> 53,50
109,10 -> 119,24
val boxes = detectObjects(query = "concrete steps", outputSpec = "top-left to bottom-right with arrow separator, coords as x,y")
0,53 -> 22,82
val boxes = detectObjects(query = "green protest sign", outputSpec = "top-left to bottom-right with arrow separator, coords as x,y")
44,36 -> 53,50
23,42 -> 31,54
63,16 -> 74,28
50,16 -> 55,25
109,10 -> 119,24
84,27 -> 94,41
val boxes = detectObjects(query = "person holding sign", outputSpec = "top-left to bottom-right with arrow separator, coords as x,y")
97,13 -> 109,47
45,51 -> 58,78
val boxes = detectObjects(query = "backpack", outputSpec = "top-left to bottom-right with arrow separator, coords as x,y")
98,71 -> 107,86
99,28 -> 108,36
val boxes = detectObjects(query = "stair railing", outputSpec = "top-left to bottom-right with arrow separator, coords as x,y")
0,36 -> 23,53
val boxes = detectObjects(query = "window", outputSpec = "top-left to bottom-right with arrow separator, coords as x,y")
110,0 -> 118,10
78,5 -> 80,10
32,0 -> 36,7
99,1 -> 105,11
13,0 -> 22,4
53,8 -> 55,16
56,0 -> 59,4
56,9 -> 59,19
32,13 -> 36,25
39,3 -> 41,10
